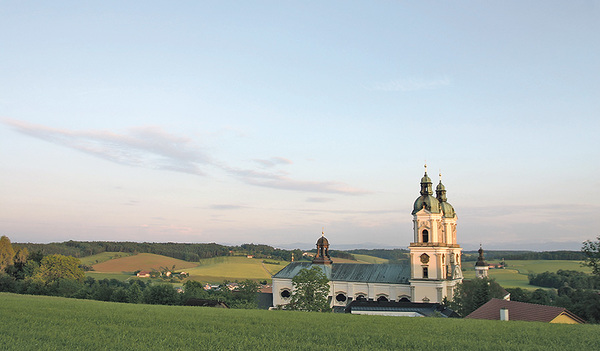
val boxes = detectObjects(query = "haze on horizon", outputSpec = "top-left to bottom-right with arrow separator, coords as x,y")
1,2 -> 599,252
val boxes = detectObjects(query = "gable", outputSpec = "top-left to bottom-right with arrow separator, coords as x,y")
465,298 -> 584,323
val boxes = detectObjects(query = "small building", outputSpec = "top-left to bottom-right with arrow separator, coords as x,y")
465,298 -> 585,324
136,271 -> 151,278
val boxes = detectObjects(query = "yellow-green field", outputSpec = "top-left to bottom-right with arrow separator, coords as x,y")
463,260 -> 590,289
2,293 -> 599,350
185,256 -> 287,283
352,254 -> 389,264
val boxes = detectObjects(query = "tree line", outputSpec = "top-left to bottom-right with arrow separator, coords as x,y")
0,235 -> 259,308
462,250 -> 586,261
14,240 -> 302,262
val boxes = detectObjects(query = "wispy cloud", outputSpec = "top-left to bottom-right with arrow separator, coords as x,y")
370,76 -> 451,92
306,197 -> 334,203
2,118 -> 369,196
254,157 -> 293,168
3,118 -> 210,176
210,204 -> 247,210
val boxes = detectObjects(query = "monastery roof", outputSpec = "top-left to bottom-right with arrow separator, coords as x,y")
465,298 -> 585,323
272,262 -> 411,284
346,300 -> 460,317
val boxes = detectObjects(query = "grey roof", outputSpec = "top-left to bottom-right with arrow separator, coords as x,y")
346,301 -> 460,318
272,262 -> 410,285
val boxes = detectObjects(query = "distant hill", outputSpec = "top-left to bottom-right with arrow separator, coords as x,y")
92,253 -> 197,273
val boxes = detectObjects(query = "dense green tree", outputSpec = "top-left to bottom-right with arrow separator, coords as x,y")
0,236 -> 15,272
182,280 -> 209,301
34,254 -> 85,284
447,278 -> 506,316
582,236 -> 600,276
127,282 -> 143,303
287,266 -> 330,312
142,284 -> 180,305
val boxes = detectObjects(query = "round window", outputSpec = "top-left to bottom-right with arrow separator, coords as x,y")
336,293 -> 347,302
280,289 -> 291,298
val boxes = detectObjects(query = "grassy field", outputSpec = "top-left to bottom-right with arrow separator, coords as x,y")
85,272 -> 137,281
92,253 -> 198,273
1,293 -> 599,350
79,252 -> 133,266
185,256 -> 286,283
351,254 -> 389,264
462,260 -> 590,289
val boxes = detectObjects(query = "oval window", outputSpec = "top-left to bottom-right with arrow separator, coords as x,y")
336,293 -> 347,302
280,289 -> 291,298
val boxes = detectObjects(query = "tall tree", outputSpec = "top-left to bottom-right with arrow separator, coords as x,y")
582,236 -> 600,276
287,266 -> 330,312
0,235 -> 15,272
447,278 -> 506,316
34,254 -> 85,284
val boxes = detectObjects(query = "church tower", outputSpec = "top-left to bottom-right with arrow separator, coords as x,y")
409,165 -> 463,303
312,231 -> 333,265
475,245 -> 489,278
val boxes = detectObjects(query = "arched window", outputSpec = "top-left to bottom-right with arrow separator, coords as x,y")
356,294 -> 366,301
280,289 -> 291,298
377,295 -> 388,302
336,293 -> 347,302
422,229 -> 429,243
398,296 -> 411,302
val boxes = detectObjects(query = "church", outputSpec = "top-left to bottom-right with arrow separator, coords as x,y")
272,166 -> 464,309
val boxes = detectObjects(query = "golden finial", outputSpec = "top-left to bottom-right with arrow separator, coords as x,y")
424,161 -> 427,173
439,169 -> 442,182
322,227 -> 325,236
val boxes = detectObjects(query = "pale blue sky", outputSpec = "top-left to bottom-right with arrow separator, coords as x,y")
1,1 -> 598,250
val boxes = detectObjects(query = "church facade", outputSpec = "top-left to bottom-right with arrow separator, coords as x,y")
272,167 -> 463,308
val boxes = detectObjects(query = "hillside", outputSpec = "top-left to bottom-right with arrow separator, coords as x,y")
185,256 -> 287,282
462,260 -> 590,289
92,253 -> 197,273
1,293 -> 598,350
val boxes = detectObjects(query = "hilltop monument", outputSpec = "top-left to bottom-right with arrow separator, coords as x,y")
272,166 -> 464,308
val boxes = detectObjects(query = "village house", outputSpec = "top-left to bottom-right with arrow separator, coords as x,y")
466,298 -> 585,324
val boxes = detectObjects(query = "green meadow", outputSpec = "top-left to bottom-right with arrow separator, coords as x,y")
1,293 -> 599,350
462,260 -> 590,289
352,253 -> 389,264
184,256 -> 287,282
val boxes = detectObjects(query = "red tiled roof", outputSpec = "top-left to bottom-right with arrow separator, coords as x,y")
465,298 -> 585,323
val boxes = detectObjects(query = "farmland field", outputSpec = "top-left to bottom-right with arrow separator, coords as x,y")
79,252 -> 133,266
92,253 -> 197,273
185,256 -> 287,283
351,254 -> 389,264
85,272 -> 137,281
462,260 -> 590,289
1,293 -> 599,350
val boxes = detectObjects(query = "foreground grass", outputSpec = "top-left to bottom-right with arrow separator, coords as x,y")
1,293 -> 599,350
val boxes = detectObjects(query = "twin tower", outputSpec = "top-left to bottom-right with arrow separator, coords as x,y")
409,165 -> 463,302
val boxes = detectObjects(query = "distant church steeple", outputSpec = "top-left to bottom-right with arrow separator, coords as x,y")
312,230 -> 333,265
475,244 -> 489,278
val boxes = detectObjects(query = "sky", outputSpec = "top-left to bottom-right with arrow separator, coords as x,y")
1,1 -> 599,251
